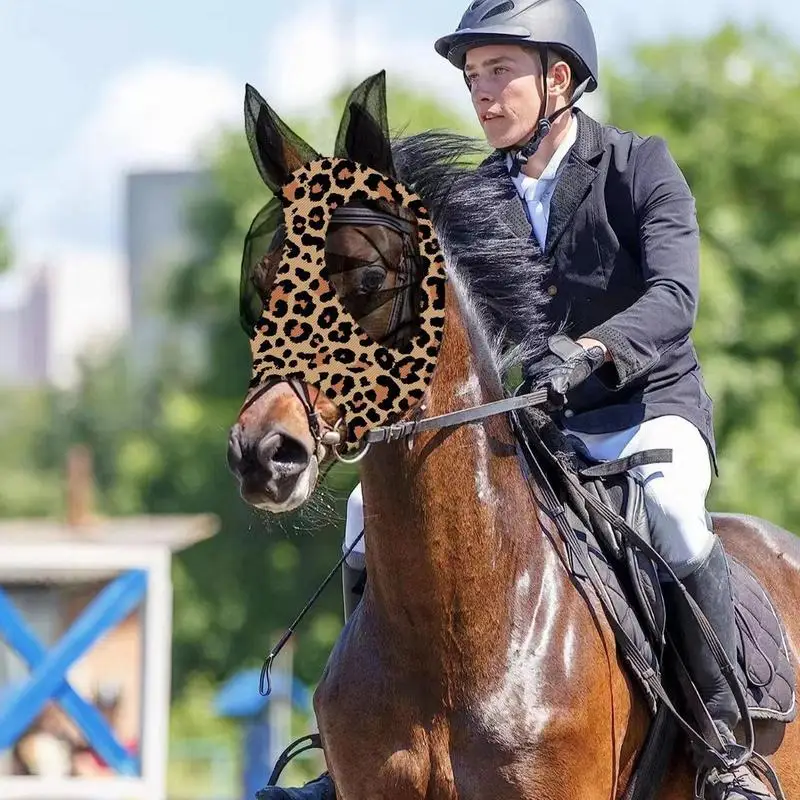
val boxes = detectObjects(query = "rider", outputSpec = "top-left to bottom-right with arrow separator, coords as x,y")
260,2 -> 778,798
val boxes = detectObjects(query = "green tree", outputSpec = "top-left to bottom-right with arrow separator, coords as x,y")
0,387 -> 64,516
605,25 -> 800,528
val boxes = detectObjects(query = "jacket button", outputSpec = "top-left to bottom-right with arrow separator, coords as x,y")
547,284 -> 558,297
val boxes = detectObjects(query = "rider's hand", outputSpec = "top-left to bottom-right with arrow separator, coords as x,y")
524,335 -> 608,406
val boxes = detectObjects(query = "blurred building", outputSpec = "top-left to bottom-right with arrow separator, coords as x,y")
124,170 -> 212,378
0,266 -> 51,387
0,169 -> 214,390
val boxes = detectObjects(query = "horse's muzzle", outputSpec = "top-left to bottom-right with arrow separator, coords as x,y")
227,423 -> 314,509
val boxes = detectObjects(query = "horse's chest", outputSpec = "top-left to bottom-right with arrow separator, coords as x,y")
316,614 -> 605,799
318,669 -> 568,800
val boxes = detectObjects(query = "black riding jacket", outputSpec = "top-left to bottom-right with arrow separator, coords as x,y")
484,110 -> 716,465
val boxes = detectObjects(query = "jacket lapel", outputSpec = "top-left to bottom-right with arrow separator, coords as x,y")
478,152 -> 538,248
544,110 -> 604,257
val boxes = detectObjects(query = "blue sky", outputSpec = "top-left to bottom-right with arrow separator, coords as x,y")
2,0 -> 797,261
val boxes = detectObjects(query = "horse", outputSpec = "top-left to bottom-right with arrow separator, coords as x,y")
227,73 -> 800,799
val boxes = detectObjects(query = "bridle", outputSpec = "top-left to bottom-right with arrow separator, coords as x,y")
241,202 -> 553,464
238,378 -> 348,465
240,375 -> 551,467
244,201 -> 553,448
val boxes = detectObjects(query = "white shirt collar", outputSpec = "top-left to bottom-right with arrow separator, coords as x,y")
506,113 -> 578,193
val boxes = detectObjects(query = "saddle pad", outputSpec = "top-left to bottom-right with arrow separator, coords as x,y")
570,526 -> 661,714
576,529 -> 797,722
730,557 -> 797,722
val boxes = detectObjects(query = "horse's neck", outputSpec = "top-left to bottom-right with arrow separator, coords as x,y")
359,286 -> 556,687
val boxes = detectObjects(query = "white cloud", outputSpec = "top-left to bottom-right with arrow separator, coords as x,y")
260,0 -> 467,115
11,2 -> 470,268
15,61 -> 242,256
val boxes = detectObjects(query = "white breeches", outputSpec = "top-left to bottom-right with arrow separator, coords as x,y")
343,415 -> 714,580
564,415 -> 714,579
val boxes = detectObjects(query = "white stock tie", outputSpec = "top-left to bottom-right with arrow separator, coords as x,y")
523,178 -> 551,250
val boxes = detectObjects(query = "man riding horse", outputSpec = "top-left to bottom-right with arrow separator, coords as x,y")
256,1 -> 781,797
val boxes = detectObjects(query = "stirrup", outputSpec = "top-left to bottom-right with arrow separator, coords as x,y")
695,750 -> 785,800
267,733 -> 324,786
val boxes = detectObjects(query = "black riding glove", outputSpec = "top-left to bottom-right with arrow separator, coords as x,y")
525,334 -> 607,406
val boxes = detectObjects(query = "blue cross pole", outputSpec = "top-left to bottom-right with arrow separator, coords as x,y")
0,569 -> 147,775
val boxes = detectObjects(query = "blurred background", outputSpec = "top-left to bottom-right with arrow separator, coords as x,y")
1,0 -> 799,798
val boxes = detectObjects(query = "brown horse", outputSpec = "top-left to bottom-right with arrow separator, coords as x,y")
228,81 -> 800,799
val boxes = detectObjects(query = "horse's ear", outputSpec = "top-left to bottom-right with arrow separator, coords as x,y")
244,83 -> 320,192
334,70 -> 396,179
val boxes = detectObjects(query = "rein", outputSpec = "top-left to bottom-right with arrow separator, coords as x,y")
256,383 -> 549,462
365,387 -> 550,443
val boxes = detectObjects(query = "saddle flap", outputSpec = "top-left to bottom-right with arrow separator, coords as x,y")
729,556 -> 796,722
584,480 -> 623,560
623,475 -> 666,649
581,470 -> 666,650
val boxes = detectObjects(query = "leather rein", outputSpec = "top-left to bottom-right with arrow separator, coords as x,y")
239,376 -> 551,464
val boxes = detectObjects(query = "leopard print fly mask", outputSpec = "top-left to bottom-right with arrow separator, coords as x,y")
241,74 -> 447,452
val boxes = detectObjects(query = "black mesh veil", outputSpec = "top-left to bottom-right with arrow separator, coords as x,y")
240,197 -> 424,346
325,205 -> 425,348
334,71 -> 396,178
244,83 -> 319,192
239,70 -> 450,449
239,197 -> 283,336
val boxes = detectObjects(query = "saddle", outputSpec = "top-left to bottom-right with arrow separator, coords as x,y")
512,406 -> 796,797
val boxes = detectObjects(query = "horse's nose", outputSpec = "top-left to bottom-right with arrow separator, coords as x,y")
227,423 -> 312,504
255,428 -> 311,479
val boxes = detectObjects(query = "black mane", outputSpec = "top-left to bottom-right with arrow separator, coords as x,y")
391,131 -> 553,370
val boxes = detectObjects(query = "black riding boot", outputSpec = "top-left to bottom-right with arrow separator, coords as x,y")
256,562 -> 366,800
666,537 -> 776,800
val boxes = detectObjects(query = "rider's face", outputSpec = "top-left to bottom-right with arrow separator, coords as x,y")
464,44 -> 545,150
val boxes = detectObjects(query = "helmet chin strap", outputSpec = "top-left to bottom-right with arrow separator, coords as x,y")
507,49 -> 591,178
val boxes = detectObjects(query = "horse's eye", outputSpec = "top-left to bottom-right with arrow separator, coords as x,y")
359,266 -> 386,294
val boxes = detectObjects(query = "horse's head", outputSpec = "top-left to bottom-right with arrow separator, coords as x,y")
227,200 -> 423,511
227,72 -> 447,512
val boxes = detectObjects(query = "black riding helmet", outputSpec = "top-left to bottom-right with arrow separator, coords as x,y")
434,0 -> 598,175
